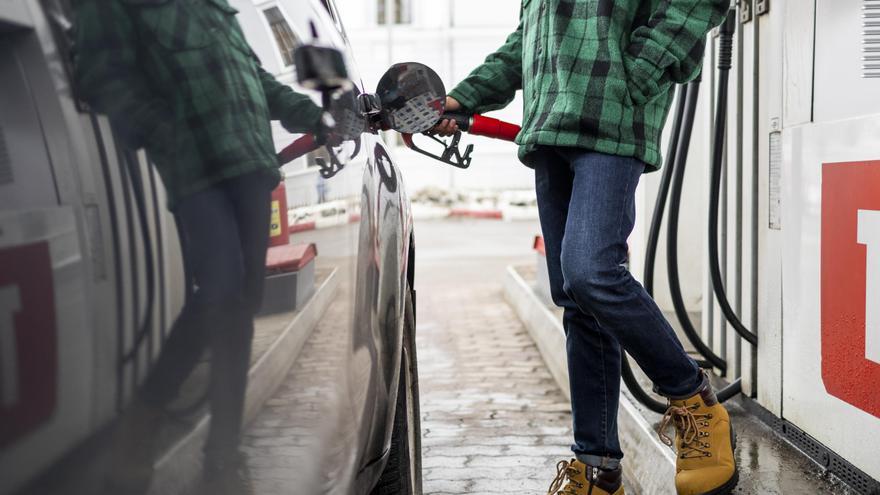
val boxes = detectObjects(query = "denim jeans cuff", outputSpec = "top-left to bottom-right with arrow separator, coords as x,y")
574,453 -> 621,470
654,370 -> 709,400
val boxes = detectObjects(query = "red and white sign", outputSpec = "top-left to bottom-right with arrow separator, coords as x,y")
0,242 -> 57,447
821,161 -> 880,418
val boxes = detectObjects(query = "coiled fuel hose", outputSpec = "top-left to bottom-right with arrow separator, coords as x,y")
707,11 -> 758,347
622,10 -> 744,412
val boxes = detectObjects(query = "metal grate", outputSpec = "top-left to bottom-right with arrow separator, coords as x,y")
740,397 -> 880,494
0,125 -> 12,185
864,0 -> 880,78
782,421 -> 880,494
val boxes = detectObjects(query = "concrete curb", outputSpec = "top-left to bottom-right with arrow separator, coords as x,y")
502,266 -> 676,495
147,268 -> 340,495
448,208 -> 504,219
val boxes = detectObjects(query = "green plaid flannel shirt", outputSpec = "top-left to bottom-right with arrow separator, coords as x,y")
448,0 -> 729,170
73,0 -> 323,207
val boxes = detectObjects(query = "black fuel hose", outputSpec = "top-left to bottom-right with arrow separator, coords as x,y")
668,10 -> 745,404
623,78 -> 742,411
622,85 -> 689,414
621,358 -> 668,414
664,11 -> 745,403
643,85 -> 687,297
621,82 -> 728,414
665,80 -> 729,373
122,150 -> 157,365
623,11 -> 749,411
707,11 -> 758,347
642,83 -> 711,372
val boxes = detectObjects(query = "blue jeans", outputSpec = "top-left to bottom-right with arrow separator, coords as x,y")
142,169 -> 278,455
528,147 -> 702,469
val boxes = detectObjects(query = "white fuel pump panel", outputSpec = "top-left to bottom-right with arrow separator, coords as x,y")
813,0 -> 880,123
0,208 -> 92,494
781,116 -> 880,481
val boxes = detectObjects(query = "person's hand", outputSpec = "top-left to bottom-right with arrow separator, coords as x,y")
431,97 -> 462,137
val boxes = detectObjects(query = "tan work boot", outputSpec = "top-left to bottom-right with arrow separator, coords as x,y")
659,386 -> 738,495
546,459 -> 625,495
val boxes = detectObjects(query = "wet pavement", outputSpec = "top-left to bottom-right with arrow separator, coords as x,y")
195,218 -> 559,495
413,219 -> 574,494
178,268 -> 354,495
235,283 -> 352,495
721,399 -> 857,494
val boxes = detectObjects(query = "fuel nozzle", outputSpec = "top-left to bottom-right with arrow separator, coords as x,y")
401,131 -> 474,169
399,112 -> 522,169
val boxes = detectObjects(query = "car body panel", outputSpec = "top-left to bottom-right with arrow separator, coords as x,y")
0,0 -> 414,493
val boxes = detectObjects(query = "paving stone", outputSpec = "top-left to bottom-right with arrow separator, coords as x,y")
468,477 -> 550,492
417,262 -> 575,495
423,456 -> 469,469
425,479 -> 472,493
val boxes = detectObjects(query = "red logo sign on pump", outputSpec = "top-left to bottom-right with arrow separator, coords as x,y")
822,161 -> 880,419
0,241 -> 58,447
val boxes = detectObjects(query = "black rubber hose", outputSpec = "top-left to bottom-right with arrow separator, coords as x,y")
684,10 -> 742,402
696,10 -> 745,405
665,80 -> 729,373
90,115 -> 126,411
622,81 -> 732,414
643,85 -> 686,296
624,11 -> 748,411
717,378 -> 742,403
640,85 -> 711,370
621,358 -> 668,414
147,163 -> 168,341
622,85 -> 691,414
708,12 -> 759,347
122,151 -> 157,364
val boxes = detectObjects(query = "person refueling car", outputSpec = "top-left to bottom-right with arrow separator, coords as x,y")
433,1 -> 737,494
72,0 -> 325,489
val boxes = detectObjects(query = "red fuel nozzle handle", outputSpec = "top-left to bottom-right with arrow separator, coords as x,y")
277,134 -> 322,165
441,112 -> 521,142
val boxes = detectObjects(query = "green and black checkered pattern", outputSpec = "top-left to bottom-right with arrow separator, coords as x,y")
73,0 -> 323,207
448,0 -> 728,170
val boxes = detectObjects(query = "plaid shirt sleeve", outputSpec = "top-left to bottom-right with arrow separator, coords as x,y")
258,67 -> 324,134
447,19 -> 523,114
73,0 -> 177,148
624,0 -> 729,104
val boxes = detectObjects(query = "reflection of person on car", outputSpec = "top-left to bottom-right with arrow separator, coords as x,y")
434,1 -> 737,495
72,0 -> 324,488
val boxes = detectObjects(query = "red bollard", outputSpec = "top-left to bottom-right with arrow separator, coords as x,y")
269,182 -> 289,247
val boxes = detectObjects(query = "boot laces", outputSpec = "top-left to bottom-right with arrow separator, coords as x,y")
659,404 -> 713,459
546,460 -> 588,495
